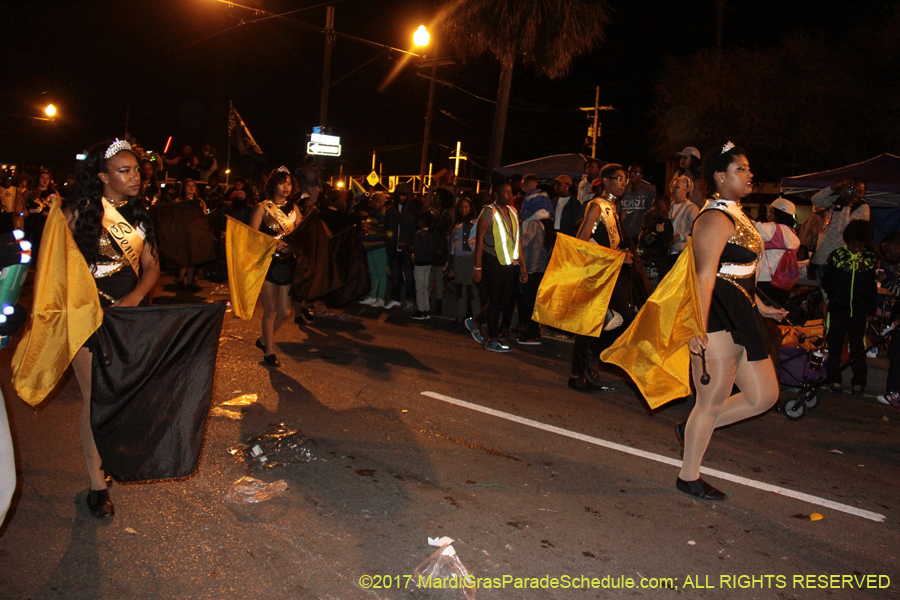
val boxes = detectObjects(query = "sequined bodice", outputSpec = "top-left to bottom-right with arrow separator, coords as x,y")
700,199 -> 762,304
260,200 -> 296,237
94,198 -> 137,278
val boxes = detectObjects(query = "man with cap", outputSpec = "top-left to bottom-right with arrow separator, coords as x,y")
673,146 -> 706,207
383,184 -> 422,309
754,197 -> 801,306
552,174 -> 582,237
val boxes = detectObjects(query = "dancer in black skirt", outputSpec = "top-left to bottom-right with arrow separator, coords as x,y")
248,167 -> 302,366
63,139 -> 160,517
677,143 -> 786,500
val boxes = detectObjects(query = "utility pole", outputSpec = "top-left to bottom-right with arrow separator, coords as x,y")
316,6 -> 335,181
319,6 -> 335,129
417,58 -> 454,193
579,86 -> 614,158
419,64 -> 436,193
715,0 -> 725,52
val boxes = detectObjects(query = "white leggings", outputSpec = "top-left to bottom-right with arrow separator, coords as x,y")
679,330 -> 780,481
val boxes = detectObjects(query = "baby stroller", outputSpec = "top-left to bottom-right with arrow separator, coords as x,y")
778,321 -> 896,420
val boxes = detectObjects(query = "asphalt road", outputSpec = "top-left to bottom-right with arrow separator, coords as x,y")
1,279 -> 898,600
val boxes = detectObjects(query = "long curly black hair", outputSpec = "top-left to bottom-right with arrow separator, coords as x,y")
63,140 -> 158,269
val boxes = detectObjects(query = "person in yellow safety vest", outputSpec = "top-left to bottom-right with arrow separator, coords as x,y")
472,182 -> 528,353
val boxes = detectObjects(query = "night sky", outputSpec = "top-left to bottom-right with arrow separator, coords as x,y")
0,0 -> 887,186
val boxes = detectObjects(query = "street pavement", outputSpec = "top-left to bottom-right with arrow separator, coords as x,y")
1,278 -> 899,600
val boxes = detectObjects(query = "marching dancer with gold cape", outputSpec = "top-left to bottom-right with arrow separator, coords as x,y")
226,166 -> 301,367
608,143 -> 787,501
534,164 -> 639,392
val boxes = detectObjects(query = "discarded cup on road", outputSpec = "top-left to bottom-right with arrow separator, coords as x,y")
225,476 -> 287,504
413,537 -> 476,600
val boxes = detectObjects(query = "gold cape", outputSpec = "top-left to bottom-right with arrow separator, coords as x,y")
533,233 -> 624,336
600,240 -> 704,409
12,202 -> 103,406
225,216 -> 278,320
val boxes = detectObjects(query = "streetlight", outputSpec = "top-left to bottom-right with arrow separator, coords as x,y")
44,104 -> 56,118
413,25 -> 429,47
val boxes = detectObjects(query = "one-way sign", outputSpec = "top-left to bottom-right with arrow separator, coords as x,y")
307,141 -> 341,156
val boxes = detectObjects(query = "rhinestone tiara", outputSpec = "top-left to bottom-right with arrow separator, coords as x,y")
104,139 -> 132,159
721,141 -> 735,154
277,165 -> 289,174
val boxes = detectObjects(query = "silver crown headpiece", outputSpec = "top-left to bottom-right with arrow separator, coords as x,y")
277,165 -> 290,174
721,141 -> 735,154
104,139 -> 132,159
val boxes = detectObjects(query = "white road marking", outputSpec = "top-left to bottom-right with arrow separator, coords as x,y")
420,391 -> 886,523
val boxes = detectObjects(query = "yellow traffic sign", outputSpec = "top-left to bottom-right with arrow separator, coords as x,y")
366,170 -> 380,186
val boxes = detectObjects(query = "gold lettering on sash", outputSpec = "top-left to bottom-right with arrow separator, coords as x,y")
101,198 -> 144,276
263,201 -> 296,237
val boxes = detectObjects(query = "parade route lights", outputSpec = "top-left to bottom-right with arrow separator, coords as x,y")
414,25 -> 430,47
307,132 -> 341,157
44,104 -> 57,118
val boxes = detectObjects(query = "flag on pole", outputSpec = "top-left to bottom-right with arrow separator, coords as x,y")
350,177 -> 367,199
227,104 -> 264,158
12,202 -> 102,406
225,216 -> 277,320
600,240 -> 704,409
533,234 -> 625,337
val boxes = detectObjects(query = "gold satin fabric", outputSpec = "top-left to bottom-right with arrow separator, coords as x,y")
600,240 -> 704,409
12,203 -> 103,407
533,234 -> 625,336
225,216 -> 277,320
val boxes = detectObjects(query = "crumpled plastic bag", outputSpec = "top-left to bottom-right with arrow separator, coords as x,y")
225,476 -> 287,504
413,538 -> 476,600
227,423 -> 314,472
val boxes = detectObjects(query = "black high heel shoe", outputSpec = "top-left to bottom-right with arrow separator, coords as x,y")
264,354 -> 279,367
87,488 -> 115,518
676,477 -> 726,501
255,338 -> 266,353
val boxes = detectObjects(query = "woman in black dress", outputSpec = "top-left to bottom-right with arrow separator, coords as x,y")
677,144 -> 786,500
248,167 -> 302,366
63,139 -> 160,517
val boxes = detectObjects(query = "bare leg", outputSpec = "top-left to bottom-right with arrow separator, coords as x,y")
715,355 -> 779,428
679,331 -> 742,481
272,283 -> 293,335
260,282 -> 278,355
72,348 -> 106,491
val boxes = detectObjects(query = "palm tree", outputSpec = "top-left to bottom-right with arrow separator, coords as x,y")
438,0 -> 611,179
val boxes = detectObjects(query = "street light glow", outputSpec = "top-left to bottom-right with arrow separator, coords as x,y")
44,104 -> 56,117
413,25 -> 429,47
